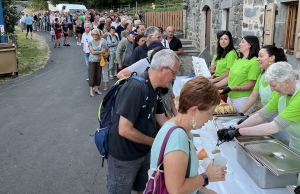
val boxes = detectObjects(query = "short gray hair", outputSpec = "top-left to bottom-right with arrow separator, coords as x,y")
265,61 -> 295,83
145,26 -> 160,40
150,49 -> 179,70
84,22 -> 92,28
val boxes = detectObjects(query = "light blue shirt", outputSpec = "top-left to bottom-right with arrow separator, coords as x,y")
24,16 -> 33,25
149,122 -> 199,194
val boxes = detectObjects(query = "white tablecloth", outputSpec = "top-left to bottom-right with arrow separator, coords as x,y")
193,120 -> 290,194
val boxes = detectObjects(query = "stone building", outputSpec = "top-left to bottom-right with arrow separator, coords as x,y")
183,0 -> 300,70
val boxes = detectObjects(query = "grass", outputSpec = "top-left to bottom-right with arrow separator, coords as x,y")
0,27 -> 49,83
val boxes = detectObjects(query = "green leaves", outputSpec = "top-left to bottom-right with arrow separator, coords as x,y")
3,0 -> 20,34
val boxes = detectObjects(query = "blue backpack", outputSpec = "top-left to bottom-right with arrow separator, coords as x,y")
93,75 -> 149,167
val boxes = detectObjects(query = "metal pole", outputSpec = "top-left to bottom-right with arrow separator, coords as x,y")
0,0 -> 7,43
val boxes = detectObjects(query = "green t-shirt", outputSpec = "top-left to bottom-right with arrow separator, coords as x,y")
254,73 -> 267,91
228,57 -> 261,98
79,15 -> 84,22
265,90 -> 300,122
213,50 -> 237,76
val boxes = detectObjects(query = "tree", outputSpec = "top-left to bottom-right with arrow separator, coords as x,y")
2,0 -> 20,34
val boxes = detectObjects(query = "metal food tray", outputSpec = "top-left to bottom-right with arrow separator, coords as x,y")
235,135 -> 275,143
236,143 -> 298,188
240,139 -> 300,176
213,115 -> 246,131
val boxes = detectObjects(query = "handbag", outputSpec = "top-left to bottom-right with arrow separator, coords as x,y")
144,126 -> 191,194
99,54 -> 106,67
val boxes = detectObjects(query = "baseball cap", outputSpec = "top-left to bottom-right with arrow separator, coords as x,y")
128,31 -> 137,35
148,41 -> 164,50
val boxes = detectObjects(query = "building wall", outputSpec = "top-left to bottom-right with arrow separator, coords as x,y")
184,0 -> 300,71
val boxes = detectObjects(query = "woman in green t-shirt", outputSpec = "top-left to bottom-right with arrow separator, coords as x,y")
209,31 -> 237,83
217,62 -> 300,153
240,45 -> 287,114
217,36 -> 261,114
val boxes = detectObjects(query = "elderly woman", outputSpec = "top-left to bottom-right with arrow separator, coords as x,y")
148,76 -> 227,194
88,29 -> 105,97
216,36 -> 261,115
218,62 -> 300,153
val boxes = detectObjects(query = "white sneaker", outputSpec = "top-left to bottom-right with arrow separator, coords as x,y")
78,43 -> 81,46
76,42 -> 79,46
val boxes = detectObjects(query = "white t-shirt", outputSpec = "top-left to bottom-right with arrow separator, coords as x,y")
128,58 -> 150,74
161,38 -> 170,49
50,16 -> 55,24
111,22 -> 120,29
81,32 -> 93,53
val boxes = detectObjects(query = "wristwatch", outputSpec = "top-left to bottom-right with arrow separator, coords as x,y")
200,173 -> 209,186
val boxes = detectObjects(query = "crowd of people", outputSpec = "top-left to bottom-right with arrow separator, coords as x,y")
20,8 -> 300,193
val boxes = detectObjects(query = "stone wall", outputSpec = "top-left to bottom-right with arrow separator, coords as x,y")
242,0 -> 268,44
184,0 -> 300,71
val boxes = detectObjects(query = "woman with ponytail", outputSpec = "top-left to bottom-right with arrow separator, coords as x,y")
239,45 -> 287,114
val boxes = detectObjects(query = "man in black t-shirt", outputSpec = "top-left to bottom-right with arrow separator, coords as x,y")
107,49 -> 180,194
166,26 -> 184,55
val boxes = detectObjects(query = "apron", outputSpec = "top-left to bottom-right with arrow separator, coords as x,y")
259,74 -> 272,106
278,83 -> 300,152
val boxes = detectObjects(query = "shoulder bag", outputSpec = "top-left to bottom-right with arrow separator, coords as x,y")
144,126 -> 191,194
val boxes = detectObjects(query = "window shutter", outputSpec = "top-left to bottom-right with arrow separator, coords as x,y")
294,3 -> 300,58
263,4 -> 276,45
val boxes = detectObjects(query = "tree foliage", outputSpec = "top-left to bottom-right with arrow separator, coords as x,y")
2,0 -> 21,34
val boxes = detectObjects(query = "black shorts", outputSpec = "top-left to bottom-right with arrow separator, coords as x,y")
76,27 -> 83,34
26,25 -> 33,32
68,23 -> 73,30
63,33 -> 68,37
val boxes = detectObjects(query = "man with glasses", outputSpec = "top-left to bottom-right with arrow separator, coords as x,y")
107,49 -> 179,194
81,22 -> 93,81
166,26 -> 184,55
129,26 -> 162,65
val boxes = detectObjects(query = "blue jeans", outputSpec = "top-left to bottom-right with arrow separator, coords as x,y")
47,23 -> 51,32
83,52 -> 90,72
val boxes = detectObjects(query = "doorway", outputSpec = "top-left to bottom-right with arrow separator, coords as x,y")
205,7 -> 211,50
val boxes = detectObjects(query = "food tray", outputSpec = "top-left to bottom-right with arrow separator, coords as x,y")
212,115 -> 246,131
240,139 -> 300,176
237,143 -> 298,188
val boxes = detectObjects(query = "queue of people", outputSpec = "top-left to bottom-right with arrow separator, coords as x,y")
22,7 -> 300,192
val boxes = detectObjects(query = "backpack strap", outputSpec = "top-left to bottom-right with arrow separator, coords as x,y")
131,76 -> 149,108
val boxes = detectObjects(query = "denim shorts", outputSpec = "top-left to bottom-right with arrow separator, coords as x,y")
106,153 -> 150,193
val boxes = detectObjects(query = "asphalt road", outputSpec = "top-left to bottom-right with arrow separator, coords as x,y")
0,32 -> 115,194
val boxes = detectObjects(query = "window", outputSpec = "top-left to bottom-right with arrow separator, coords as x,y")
284,3 -> 298,52
221,9 -> 229,30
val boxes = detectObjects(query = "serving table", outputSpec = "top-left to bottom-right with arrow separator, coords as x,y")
193,120 -> 290,194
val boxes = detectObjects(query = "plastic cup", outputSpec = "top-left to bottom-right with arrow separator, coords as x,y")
201,158 -> 213,170
214,155 -> 227,167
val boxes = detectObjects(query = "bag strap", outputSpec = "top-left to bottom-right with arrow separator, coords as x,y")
157,126 -> 191,178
